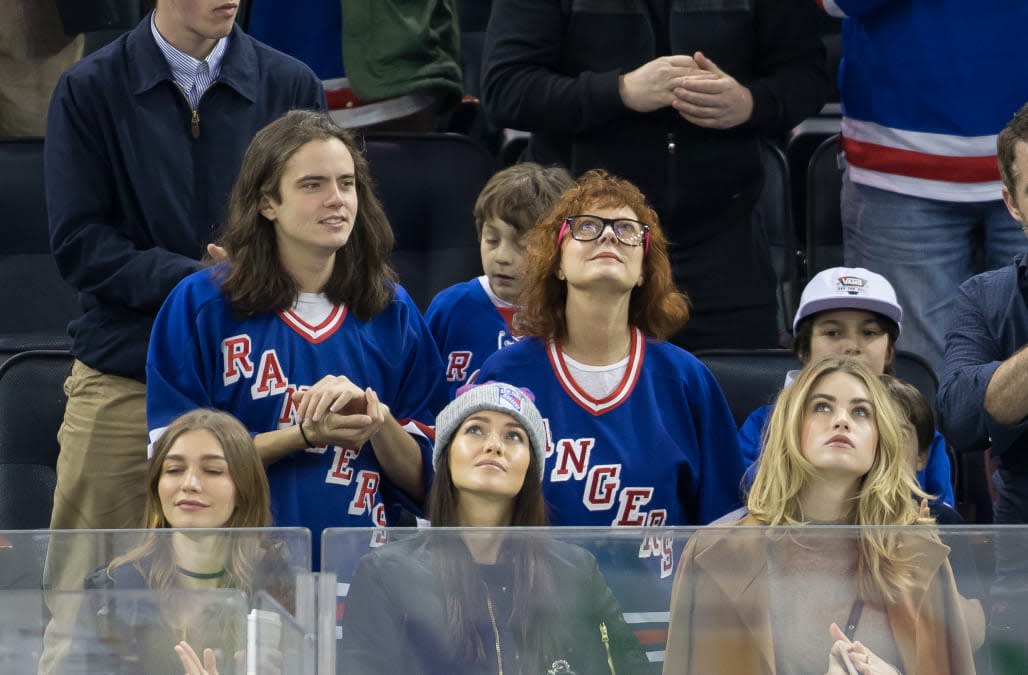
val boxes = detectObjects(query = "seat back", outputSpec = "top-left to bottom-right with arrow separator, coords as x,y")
755,140 -> 800,330
0,138 -> 78,358
695,349 -> 800,427
0,350 -> 73,529
805,134 -> 845,275
696,348 -> 940,430
363,133 -> 498,310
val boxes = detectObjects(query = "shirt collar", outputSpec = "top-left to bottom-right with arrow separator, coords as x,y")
150,10 -> 229,92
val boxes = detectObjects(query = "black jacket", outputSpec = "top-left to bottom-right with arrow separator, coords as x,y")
482,0 -> 829,227
339,533 -> 651,675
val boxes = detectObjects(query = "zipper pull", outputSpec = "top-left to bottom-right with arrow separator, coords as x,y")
191,109 -> 200,139
666,132 -> 676,156
600,622 -> 616,675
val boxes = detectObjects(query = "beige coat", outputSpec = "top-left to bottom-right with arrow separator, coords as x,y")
663,516 -> 978,674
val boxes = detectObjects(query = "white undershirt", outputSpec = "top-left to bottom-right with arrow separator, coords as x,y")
562,354 -> 629,399
291,292 -> 335,325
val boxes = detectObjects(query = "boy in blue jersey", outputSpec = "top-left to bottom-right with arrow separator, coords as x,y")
147,111 -> 448,564
426,163 -> 573,396
737,267 -> 955,505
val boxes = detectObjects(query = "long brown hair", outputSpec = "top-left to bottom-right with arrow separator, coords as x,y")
215,109 -> 397,320
515,169 -> 689,341
107,409 -> 278,616
426,421 -> 557,667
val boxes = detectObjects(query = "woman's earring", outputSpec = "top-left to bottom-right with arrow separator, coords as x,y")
556,269 -> 566,281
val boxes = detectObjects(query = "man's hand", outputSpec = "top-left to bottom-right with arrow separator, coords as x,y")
672,51 -> 753,129
620,55 -> 708,113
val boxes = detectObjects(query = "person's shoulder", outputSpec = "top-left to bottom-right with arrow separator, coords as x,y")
541,538 -> 599,570
358,534 -> 435,575
742,404 -> 773,428
961,256 -> 1022,294
54,27 -> 134,91
241,30 -> 321,82
480,336 -> 546,368
644,339 -> 706,372
167,266 -> 228,308
86,560 -> 148,590
427,278 -> 483,314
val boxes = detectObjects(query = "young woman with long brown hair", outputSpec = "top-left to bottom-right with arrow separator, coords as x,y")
339,382 -> 649,674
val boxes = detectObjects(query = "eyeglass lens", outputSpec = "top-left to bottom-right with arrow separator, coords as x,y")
570,215 -> 647,246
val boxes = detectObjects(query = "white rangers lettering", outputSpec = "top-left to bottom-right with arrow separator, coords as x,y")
445,351 -> 473,382
370,503 -> 388,547
542,418 -> 555,460
613,487 -> 654,526
549,437 -> 595,482
277,384 -> 302,425
327,447 -> 361,484
221,335 -> 254,385
250,349 -> 289,399
583,464 -> 620,510
348,470 -> 381,516
637,510 -> 674,578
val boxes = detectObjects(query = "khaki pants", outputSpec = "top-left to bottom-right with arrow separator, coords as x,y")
39,361 -> 148,674
50,360 -> 148,532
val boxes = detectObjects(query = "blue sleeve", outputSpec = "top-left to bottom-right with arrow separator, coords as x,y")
918,432 -> 955,506
737,405 -> 771,468
145,276 -> 215,444
938,277 -> 1028,456
691,363 -> 746,524
387,291 -> 450,499
45,74 -> 202,315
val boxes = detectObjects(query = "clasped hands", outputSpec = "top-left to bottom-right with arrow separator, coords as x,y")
619,51 -> 752,129
293,375 -> 390,450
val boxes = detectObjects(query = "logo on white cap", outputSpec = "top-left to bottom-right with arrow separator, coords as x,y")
836,275 -> 867,295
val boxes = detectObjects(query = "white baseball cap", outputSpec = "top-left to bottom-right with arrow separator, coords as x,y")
793,267 -> 903,332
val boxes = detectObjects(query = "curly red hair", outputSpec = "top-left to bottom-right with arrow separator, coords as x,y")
515,170 -> 689,341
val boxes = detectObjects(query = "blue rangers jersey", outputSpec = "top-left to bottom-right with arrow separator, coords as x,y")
425,276 -> 519,398
146,267 -> 449,563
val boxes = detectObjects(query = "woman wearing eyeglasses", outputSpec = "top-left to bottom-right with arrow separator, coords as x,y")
476,169 -> 743,546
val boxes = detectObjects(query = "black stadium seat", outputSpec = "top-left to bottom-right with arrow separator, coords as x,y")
362,133 -> 498,310
0,350 -> 73,529
0,138 -> 78,363
805,134 -> 845,276
696,348 -> 941,429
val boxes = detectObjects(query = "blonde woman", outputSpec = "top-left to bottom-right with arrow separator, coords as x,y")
664,358 -> 979,674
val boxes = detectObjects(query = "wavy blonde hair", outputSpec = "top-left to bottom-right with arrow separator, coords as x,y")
747,357 -> 933,603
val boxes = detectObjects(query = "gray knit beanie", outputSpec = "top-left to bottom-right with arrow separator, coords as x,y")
433,382 -> 547,479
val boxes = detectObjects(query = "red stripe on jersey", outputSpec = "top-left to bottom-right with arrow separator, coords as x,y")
547,327 -> 645,416
278,305 -> 349,344
842,136 -> 1000,183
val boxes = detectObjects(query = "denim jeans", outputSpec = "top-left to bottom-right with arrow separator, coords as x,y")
841,169 -> 1025,374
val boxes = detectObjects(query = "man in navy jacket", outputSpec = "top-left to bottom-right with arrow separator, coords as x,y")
45,0 -> 325,537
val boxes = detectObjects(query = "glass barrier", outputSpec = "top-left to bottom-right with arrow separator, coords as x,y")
0,528 -> 311,674
323,525 -> 1026,675
4,525 -> 1027,673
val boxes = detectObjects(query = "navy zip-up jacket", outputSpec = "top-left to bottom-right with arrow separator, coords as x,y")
45,14 -> 326,381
